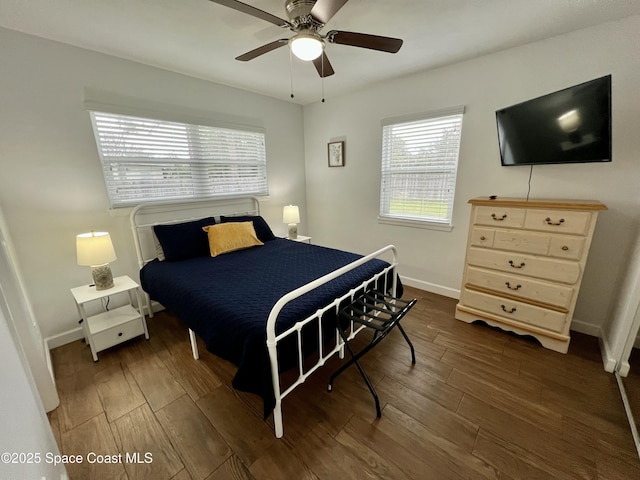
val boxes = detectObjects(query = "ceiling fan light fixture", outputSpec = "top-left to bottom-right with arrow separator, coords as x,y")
290,33 -> 324,61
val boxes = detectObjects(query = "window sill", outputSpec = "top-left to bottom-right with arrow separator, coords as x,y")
377,216 -> 453,232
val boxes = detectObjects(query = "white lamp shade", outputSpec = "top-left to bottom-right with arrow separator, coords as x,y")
283,205 -> 300,224
76,231 -> 117,266
290,34 -> 324,61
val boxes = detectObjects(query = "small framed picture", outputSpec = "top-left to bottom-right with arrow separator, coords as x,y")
328,141 -> 345,167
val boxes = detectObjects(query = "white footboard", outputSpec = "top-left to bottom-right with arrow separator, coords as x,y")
266,245 -> 398,438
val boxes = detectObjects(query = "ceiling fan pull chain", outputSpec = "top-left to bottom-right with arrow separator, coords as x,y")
321,54 -> 325,103
289,48 -> 295,99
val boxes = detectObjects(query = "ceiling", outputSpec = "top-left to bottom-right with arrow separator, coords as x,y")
1,0 -> 639,105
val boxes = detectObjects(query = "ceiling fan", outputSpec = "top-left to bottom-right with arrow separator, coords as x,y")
208,0 -> 403,77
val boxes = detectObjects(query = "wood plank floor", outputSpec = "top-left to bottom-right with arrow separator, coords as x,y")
48,286 -> 640,479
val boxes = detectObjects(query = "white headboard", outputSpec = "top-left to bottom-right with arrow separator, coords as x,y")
129,196 -> 261,268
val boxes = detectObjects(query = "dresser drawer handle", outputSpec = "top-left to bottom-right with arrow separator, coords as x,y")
480,236 -> 486,241
491,213 -> 507,221
505,282 -> 522,291
501,305 -> 517,314
118,332 -> 123,337
508,260 -> 525,269
545,217 -> 565,226
561,245 -> 569,251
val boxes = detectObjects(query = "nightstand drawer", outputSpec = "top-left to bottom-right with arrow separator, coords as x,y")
92,317 -> 145,352
89,305 -> 145,352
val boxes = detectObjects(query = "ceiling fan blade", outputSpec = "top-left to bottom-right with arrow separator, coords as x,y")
208,0 -> 291,28
326,30 -> 403,53
235,39 -> 289,61
312,52 -> 335,77
310,0 -> 349,25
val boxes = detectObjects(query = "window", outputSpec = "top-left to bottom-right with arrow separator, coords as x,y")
89,111 -> 268,208
379,106 -> 464,229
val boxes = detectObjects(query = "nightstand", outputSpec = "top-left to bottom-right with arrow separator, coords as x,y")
70,275 -> 149,361
286,235 -> 312,244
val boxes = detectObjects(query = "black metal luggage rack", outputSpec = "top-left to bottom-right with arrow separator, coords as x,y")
328,290 -> 417,417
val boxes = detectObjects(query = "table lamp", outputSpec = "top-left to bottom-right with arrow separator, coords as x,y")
76,231 -> 117,290
283,205 -> 300,240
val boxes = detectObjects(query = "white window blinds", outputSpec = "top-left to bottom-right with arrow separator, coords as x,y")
89,111 -> 268,208
380,107 -> 464,226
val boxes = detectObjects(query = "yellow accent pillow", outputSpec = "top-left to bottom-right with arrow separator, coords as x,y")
203,222 -> 263,257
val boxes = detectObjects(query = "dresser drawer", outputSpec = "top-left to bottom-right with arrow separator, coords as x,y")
474,206 -> 525,228
548,236 -> 586,260
493,230 -> 550,255
524,209 -> 591,235
465,266 -> 574,309
460,289 -> 568,333
487,229 -> 586,260
467,246 -> 581,284
470,227 -> 495,247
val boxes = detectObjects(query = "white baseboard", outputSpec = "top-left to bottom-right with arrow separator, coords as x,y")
43,327 -> 84,384
44,327 -> 84,350
598,334 -> 618,373
569,317 -> 601,337
149,300 -> 164,315
400,276 -> 460,299
570,317 -> 619,373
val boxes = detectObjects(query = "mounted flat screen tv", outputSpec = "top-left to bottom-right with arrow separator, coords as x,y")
496,75 -> 612,166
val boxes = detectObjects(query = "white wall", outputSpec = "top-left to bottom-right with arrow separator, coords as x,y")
0,306 -> 67,479
0,27 -> 306,340
303,15 -> 640,334
0,204 -> 65,478
0,204 -> 59,412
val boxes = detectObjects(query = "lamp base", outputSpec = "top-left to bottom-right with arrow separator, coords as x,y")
91,264 -> 114,290
288,224 -> 298,240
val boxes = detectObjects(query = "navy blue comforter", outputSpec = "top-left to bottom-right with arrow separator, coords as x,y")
140,239 -> 398,416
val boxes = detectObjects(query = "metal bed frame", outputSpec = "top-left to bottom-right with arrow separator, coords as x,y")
130,196 -> 400,438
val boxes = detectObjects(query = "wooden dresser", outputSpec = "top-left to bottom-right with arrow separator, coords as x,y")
455,197 -> 607,353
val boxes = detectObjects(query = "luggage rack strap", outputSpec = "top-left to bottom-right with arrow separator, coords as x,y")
341,291 -> 416,332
